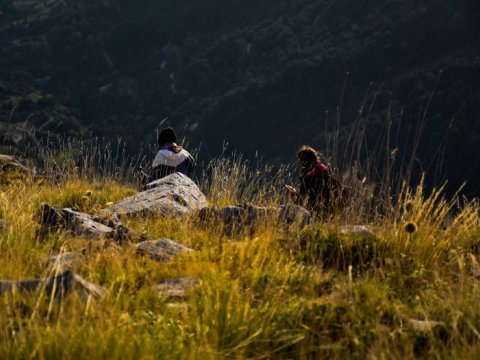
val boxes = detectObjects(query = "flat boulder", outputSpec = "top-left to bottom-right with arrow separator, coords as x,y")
135,238 -> 194,262
102,172 -> 207,218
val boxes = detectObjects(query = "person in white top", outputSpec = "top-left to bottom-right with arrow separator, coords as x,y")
149,127 -> 195,182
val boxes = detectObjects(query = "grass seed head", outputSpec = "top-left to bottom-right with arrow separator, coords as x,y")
404,221 -> 418,234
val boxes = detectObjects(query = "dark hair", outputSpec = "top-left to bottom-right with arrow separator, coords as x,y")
297,145 -> 321,174
297,145 -> 319,163
157,127 -> 177,147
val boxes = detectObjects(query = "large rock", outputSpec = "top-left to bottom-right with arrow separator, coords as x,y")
0,271 -> 106,301
37,204 -> 131,241
102,172 -> 207,218
135,238 -> 194,262
198,203 -> 312,236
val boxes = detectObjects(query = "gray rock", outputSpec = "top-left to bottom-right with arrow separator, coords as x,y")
0,271 -> 106,301
62,208 -> 115,239
198,203 -> 312,236
102,172 -> 207,218
47,251 -> 79,270
198,205 -> 278,236
278,204 -> 313,228
37,204 -> 131,241
135,238 -> 194,262
0,154 -> 32,174
156,277 -> 201,299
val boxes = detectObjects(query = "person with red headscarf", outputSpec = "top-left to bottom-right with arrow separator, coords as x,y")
285,145 -> 343,214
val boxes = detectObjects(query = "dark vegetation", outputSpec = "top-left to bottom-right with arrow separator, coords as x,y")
0,0 -> 479,194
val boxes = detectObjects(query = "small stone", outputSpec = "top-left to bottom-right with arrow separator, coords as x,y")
47,251 -> 79,270
408,319 -> 444,332
278,204 -> 313,227
0,219 -> 9,231
156,277 -> 201,300
135,238 -> 194,262
465,253 -> 480,280
340,225 -> 375,237
166,302 -> 190,312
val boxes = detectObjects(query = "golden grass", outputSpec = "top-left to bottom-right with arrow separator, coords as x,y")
0,156 -> 478,359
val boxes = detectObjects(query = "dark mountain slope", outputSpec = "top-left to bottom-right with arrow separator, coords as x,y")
0,0 -> 479,193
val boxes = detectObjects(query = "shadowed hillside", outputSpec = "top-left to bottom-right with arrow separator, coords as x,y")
0,0 -> 479,194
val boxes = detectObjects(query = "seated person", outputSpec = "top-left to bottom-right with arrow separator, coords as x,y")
285,145 -> 343,214
148,127 -> 195,182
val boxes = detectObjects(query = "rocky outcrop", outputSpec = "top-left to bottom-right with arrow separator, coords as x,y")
0,271 -> 106,301
102,173 -> 207,218
135,238 -> 194,262
198,203 -> 312,236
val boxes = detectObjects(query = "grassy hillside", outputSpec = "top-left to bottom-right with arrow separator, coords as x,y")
0,0 -> 480,195
0,149 -> 480,358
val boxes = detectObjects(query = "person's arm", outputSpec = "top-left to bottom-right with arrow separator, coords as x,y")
284,185 -> 297,194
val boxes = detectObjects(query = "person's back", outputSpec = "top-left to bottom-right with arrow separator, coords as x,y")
298,160 -> 330,210
149,127 -> 195,182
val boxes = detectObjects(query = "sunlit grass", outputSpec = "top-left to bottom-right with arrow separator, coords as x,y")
0,152 -> 479,359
